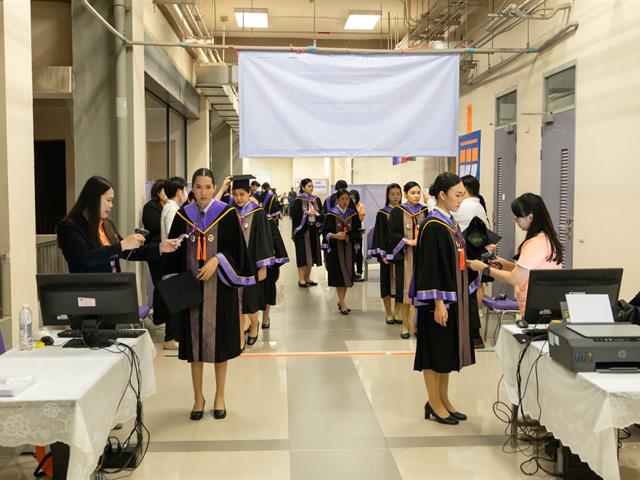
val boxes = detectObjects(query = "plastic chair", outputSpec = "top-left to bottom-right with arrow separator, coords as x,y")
482,296 -> 520,343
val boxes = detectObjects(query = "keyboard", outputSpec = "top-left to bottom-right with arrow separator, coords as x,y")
57,329 -> 146,339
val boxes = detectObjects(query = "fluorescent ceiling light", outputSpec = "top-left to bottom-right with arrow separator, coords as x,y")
344,11 -> 381,30
234,8 -> 269,28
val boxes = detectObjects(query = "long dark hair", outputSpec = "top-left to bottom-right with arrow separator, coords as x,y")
192,168 -> 215,186
65,175 -> 118,248
429,172 -> 461,198
385,183 -> 402,206
511,193 -> 563,264
299,178 -> 312,194
349,189 -> 360,204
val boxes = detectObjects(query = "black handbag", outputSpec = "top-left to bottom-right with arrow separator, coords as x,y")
157,271 -> 203,314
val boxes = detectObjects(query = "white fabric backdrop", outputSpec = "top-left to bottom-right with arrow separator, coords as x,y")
239,52 -> 459,158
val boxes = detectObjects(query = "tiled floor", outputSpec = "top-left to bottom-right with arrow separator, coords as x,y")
1,217 -> 639,479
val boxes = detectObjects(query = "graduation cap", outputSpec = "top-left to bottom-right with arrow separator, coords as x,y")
231,174 -> 256,191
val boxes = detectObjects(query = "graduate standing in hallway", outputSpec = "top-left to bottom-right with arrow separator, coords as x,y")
230,175 -> 274,347
412,173 -> 475,425
322,189 -> 362,315
370,183 -> 403,325
388,182 -> 429,338
290,178 -> 324,287
164,168 -> 255,421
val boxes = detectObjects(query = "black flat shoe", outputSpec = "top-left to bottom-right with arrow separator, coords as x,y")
306,281 -> 318,286
386,318 -> 395,325
298,282 -> 308,288
394,319 -> 403,325
190,401 -> 205,421
247,334 -> 258,346
262,322 -> 270,329
213,407 -> 227,419
424,402 -> 459,425
400,331 -> 410,339
448,411 -> 467,421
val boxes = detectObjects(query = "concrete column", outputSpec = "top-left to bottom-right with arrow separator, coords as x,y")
187,96 -> 210,177
0,1 -> 39,346
71,0 -> 116,193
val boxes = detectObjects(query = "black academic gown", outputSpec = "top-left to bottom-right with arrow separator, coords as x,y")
233,202 -> 274,314
412,210 -> 475,374
322,207 -> 362,288
164,201 -> 255,363
261,191 -> 290,306
370,205 -> 394,299
290,194 -> 323,268
388,203 -> 428,304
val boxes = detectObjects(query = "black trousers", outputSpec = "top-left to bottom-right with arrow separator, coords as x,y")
353,239 -> 364,275
148,261 -> 178,342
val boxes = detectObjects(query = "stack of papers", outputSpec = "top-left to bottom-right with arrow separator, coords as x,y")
0,376 -> 35,397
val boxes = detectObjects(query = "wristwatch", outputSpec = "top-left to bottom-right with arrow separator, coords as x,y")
482,265 -> 491,277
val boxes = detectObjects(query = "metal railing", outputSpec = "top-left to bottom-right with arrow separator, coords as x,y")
36,236 -> 68,275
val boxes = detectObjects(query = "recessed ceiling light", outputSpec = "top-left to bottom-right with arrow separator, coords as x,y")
344,11 -> 381,30
234,8 -> 269,29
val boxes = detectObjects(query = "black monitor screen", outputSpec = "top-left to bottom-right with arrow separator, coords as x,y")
36,273 -> 139,328
524,268 -> 623,324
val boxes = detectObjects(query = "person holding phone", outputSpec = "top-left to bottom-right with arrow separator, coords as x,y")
57,176 -> 179,274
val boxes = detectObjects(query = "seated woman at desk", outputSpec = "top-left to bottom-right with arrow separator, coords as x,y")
57,176 -> 179,273
467,193 -> 563,313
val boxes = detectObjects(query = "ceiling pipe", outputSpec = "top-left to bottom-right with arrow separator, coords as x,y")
465,22 -> 578,86
81,0 -> 538,55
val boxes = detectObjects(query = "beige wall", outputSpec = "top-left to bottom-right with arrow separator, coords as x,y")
244,157 -> 293,195
187,97 -> 210,176
352,157 -> 445,190
460,0 -> 640,298
31,1 -> 71,67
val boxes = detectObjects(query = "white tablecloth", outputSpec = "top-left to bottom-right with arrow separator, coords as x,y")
0,333 -> 156,479
495,324 -> 640,480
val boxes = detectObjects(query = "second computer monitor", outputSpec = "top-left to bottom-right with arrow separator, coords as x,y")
524,268 -> 623,324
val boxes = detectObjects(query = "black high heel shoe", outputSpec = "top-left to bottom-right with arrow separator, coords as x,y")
385,317 -> 395,325
298,282 -> 308,288
247,330 -> 259,346
394,318 -> 403,325
447,410 -> 467,421
424,402 -> 459,425
400,330 -> 410,339
190,400 -> 206,421
306,281 -> 318,286
213,405 -> 227,419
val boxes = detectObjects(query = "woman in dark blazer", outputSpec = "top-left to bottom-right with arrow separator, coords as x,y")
57,176 -> 178,273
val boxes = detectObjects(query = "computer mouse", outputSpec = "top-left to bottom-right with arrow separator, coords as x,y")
40,335 -> 54,346
516,319 -> 529,329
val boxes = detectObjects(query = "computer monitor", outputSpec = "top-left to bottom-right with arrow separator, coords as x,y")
524,268 -> 623,324
36,273 -> 139,329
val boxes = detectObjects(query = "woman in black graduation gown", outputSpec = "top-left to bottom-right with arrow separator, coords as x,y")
412,173 -> 475,425
258,183 -> 289,329
230,176 -> 274,347
290,178 -> 323,287
388,182 -> 429,338
57,176 -> 179,274
322,189 -> 362,314
370,183 -> 403,325
164,168 -> 255,421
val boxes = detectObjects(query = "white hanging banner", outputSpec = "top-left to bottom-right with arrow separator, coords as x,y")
239,52 -> 459,158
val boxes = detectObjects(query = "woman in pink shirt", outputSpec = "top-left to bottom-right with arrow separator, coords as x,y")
468,193 -> 563,313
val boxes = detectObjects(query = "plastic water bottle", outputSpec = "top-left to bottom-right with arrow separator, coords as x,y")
19,304 -> 33,351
